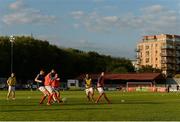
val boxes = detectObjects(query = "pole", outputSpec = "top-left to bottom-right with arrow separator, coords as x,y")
10,35 -> 15,74
11,41 -> 13,74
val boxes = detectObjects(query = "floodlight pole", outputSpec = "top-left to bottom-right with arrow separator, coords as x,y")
10,35 -> 15,74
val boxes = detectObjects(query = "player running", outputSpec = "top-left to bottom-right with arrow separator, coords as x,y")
45,69 -> 60,105
84,74 -> 94,102
35,70 -> 50,104
51,74 -> 62,103
95,72 -> 111,104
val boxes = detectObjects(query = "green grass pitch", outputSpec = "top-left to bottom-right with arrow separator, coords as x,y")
1,90 -> 180,121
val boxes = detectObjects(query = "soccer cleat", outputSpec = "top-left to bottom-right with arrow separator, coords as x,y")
46,102 -> 51,106
39,102 -> 43,105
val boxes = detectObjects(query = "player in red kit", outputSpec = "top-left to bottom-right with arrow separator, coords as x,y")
51,74 -> 61,103
95,72 -> 111,104
44,69 -> 60,105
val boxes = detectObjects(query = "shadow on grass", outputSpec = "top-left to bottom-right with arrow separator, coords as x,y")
0,101 -> 113,106
0,107 -> 112,112
112,101 -> 162,105
0,100 -> 162,107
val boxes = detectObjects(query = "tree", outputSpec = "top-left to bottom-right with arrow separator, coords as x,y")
138,65 -> 162,73
0,36 -> 135,82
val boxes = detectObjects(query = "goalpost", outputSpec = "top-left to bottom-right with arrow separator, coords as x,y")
126,82 -> 155,92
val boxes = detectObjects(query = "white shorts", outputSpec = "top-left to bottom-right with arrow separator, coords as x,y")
38,86 -> 46,92
97,87 -> 104,94
8,86 -> 15,92
39,86 -> 49,95
52,87 -> 60,92
85,87 -> 94,95
45,86 -> 53,94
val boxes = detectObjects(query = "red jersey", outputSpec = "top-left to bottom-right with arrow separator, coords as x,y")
51,79 -> 60,88
97,76 -> 104,87
44,73 -> 52,86
44,73 -> 57,86
44,72 -> 59,86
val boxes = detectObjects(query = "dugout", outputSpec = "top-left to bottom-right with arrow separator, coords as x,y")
76,73 -> 166,91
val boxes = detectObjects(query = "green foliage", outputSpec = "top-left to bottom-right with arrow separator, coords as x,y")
112,67 -> 128,73
106,57 -> 134,73
138,65 -> 162,73
0,36 -> 134,80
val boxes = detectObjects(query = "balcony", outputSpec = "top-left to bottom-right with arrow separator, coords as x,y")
176,52 -> 180,57
161,53 -> 175,57
176,60 -> 180,64
136,54 -> 142,59
161,68 -> 175,71
136,56 -> 140,59
161,60 -> 175,64
176,47 -> 180,51
135,48 -> 140,52
161,45 -> 175,50
161,65 -> 175,71
136,61 -> 141,65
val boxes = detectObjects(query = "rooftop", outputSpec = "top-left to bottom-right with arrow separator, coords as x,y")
76,73 -> 165,81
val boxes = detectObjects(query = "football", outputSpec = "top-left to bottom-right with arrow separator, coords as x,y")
121,99 -> 125,102
62,97 -> 67,103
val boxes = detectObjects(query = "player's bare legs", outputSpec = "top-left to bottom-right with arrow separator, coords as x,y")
103,93 -> 111,104
47,93 -> 53,105
7,91 -> 11,100
95,92 -> 110,104
39,90 -> 49,104
53,92 -> 61,103
12,91 -> 15,100
95,93 -> 103,103
87,92 -> 91,101
40,95 -> 47,104
90,92 -> 95,102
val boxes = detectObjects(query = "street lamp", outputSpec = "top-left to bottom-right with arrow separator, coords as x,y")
10,35 -> 15,74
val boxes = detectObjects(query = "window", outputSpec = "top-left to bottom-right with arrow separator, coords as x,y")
145,45 -> 149,50
146,51 -> 149,56
146,58 -> 149,63
70,83 -> 75,86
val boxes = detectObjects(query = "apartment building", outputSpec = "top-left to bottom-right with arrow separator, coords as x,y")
136,34 -> 180,77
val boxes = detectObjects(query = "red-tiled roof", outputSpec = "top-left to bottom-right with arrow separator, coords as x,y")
76,73 -> 164,81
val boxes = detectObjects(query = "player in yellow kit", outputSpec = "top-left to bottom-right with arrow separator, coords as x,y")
7,73 -> 16,100
84,74 -> 94,102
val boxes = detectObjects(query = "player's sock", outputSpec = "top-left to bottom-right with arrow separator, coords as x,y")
52,94 -> 56,102
39,96 -> 46,104
87,95 -> 90,101
54,93 -> 60,103
47,94 -> 53,105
